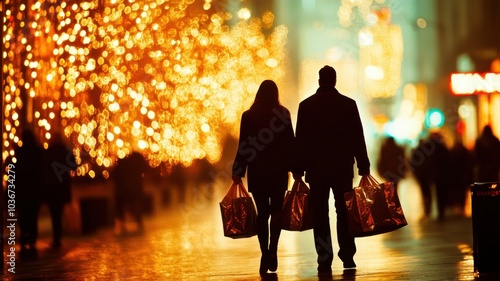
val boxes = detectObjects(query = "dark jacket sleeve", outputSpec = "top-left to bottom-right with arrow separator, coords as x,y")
351,102 -> 370,175
292,103 -> 307,176
281,108 -> 295,172
232,113 -> 250,177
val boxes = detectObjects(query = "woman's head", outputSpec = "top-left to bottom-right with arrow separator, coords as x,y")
251,80 -> 280,111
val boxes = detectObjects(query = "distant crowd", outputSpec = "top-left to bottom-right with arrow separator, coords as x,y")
377,125 -> 500,221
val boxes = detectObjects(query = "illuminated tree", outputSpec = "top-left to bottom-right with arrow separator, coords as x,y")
2,0 -> 288,178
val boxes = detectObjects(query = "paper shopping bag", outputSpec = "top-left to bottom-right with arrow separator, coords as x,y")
282,179 -> 314,231
220,182 -> 258,238
344,175 -> 407,237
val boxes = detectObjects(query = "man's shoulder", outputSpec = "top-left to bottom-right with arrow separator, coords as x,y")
299,89 -> 356,107
299,95 -> 315,106
332,89 -> 356,103
338,93 -> 357,106
242,108 -> 252,115
241,109 -> 253,119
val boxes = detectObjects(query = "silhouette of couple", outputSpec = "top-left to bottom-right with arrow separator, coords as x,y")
232,66 -> 370,275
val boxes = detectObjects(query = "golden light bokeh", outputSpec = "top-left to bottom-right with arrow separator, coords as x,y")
359,7 -> 403,99
3,0 -> 288,178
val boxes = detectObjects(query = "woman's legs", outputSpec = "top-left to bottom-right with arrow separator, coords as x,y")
253,194 -> 271,273
268,190 -> 285,272
253,194 -> 271,253
252,188 -> 286,273
269,190 -> 285,251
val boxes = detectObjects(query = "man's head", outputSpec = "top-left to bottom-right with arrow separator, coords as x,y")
318,65 -> 337,87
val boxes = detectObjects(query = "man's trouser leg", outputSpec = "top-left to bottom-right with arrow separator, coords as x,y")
310,183 -> 333,267
332,179 -> 356,262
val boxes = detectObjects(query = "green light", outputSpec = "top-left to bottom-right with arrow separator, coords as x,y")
424,108 -> 445,128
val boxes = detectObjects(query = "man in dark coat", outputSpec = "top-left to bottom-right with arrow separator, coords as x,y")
293,66 -> 371,274
44,133 -> 76,249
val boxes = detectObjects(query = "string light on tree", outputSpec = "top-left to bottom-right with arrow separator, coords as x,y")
2,0 -> 288,179
359,7 -> 403,99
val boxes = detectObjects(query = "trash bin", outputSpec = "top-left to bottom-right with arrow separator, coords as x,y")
471,182 -> 500,274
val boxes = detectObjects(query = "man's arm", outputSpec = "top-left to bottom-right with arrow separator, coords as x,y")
292,104 -> 306,178
351,102 -> 370,176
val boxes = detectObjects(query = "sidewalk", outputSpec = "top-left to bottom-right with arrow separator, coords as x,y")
3,178 -> 500,280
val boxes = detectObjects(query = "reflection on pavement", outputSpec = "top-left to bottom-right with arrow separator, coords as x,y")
2,177 -> 497,281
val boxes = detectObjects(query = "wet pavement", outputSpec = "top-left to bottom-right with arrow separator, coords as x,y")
2,177 -> 500,281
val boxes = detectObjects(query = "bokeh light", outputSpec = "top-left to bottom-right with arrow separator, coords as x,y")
2,0 -> 288,177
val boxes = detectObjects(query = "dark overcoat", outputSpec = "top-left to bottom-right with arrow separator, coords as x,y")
232,105 -> 294,194
293,85 -> 370,186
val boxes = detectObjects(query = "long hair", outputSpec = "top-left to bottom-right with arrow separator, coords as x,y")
249,80 -> 280,112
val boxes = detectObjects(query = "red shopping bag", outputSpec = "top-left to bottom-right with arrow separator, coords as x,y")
344,175 -> 407,237
220,182 -> 258,238
282,179 -> 314,231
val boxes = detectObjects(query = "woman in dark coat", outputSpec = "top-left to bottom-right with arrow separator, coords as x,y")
231,80 -> 294,274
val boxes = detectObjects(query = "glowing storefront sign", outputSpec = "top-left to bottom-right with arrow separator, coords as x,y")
450,72 -> 500,95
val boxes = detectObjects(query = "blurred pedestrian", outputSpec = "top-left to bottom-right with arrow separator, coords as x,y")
447,138 -> 474,216
232,80 -> 294,274
376,136 -> 407,192
292,66 -> 371,274
192,158 -> 214,187
411,132 -> 449,220
474,125 -> 500,182
113,151 -> 149,234
169,163 -> 188,204
431,132 -> 450,221
15,129 -> 44,253
410,138 -> 434,219
43,132 -> 76,249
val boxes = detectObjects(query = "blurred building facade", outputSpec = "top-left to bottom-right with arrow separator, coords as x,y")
266,0 -> 500,149
435,0 -> 500,148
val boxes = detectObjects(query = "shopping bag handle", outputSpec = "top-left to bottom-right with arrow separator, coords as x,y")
221,181 -> 251,205
228,181 -> 251,198
358,174 -> 380,188
236,182 -> 251,197
291,178 -> 310,193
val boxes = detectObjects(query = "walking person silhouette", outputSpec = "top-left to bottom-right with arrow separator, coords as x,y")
43,133 -> 76,249
231,80 -> 295,274
377,136 -> 407,192
474,125 -> 500,182
15,129 -> 45,253
113,150 -> 149,234
292,66 -> 371,275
